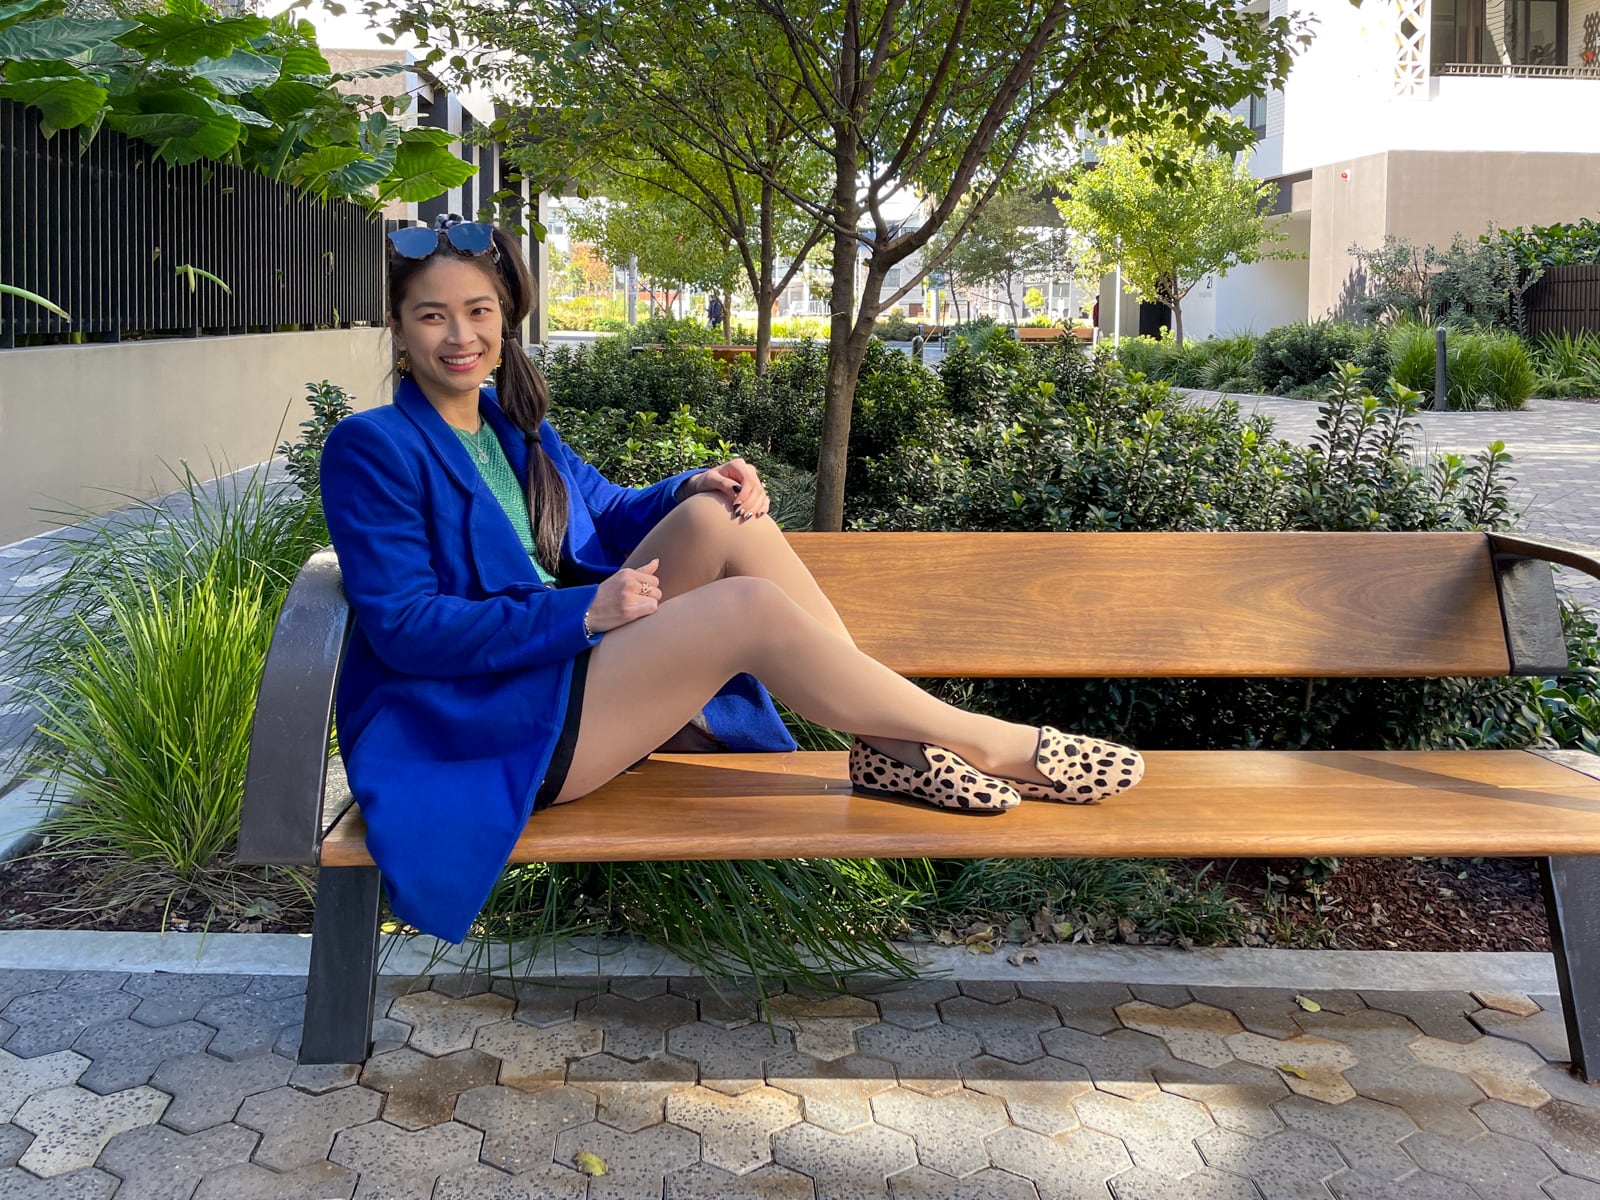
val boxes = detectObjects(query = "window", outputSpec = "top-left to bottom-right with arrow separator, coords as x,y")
883,267 -> 902,289
1433,0 -> 1568,68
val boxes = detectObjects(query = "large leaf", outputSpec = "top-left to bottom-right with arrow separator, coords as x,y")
254,76 -> 323,123
118,13 -> 270,67
277,43 -> 330,76
0,0 -> 57,32
109,88 -> 240,163
377,139 -> 474,202
203,96 -> 274,128
190,48 -> 280,93
0,61 -> 104,133
337,60 -> 411,81
0,17 -> 138,60
398,125 -> 455,147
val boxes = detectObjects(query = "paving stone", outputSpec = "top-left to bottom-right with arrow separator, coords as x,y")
1402,1129 -> 1561,1200
887,1163 -> 1038,1199
765,1051 -> 897,1134
1225,1031 -> 1358,1105
70,1018 -> 214,1094
574,991 -> 696,1062
358,1047 -> 499,1130
1410,1036 -> 1552,1108
1155,1058 -> 1290,1139
871,981 -> 960,1031
1475,1098 -> 1600,1182
473,1017 -> 604,1090
1530,1064 -> 1600,1115
1316,1013 -> 1489,1139
288,1061 -> 363,1094
388,990 -> 512,1057
936,995 -> 1057,1064
432,1161 -> 587,1200
666,1083 -> 801,1175
0,1016 -> 15,1045
1,988 -> 138,1058
1545,1177 -> 1600,1200
0,1049 -> 89,1122
193,1160 -> 358,1199
608,976 -> 670,1000
984,1125 -> 1133,1200
1129,984 -> 1194,1009
95,1120 -> 257,1200
1019,982 -> 1133,1036
665,1161 -> 817,1199
454,1084 -> 595,1174
192,991 -> 305,1061
870,1086 -> 1010,1178
768,994 -> 878,1061
1041,1025 -> 1176,1102
668,979 -> 769,1029
56,973 -> 128,994
1276,1095 -> 1417,1181
1076,1088 -> 1216,1175
123,974 -> 254,1028
553,1118 -> 699,1200
1329,1168 -> 1483,1199
0,1122 -> 32,1167
0,1165 -> 119,1199
1196,1128 -> 1347,1197
429,972 -> 493,999
0,971 -> 65,1011
329,1118 -> 483,1199
492,980 -> 605,1028
1118,1001 -> 1244,1069
13,1084 -> 168,1177
1189,989 -> 1307,1041
244,976 -> 306,1001
565,1051 -> 697,1132
1361,991 -> 1481,1043
955,981 -> 1019,1005
1473,993 -> 1541,1018
772,1120 -> 918,1200
373,974 -> 432,1018
148,1050 -> 294,1134
1292,990 -> 1366,1017
271,1014 -> 410,1063
1109,1165 -> 1261,1200
669,1019 -> 793,1096
1472,1007 -> 1574,1066
235,1081 -> 384,1170
854,1022 -> 982,1099
962,1052 -> 1092,1137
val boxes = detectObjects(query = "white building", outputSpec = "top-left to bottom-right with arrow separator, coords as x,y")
1177,0 -> 1600,341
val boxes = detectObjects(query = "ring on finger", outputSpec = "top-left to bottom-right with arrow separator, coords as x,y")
639,582 -> 651,596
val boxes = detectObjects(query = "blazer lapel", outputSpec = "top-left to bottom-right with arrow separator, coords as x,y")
392,378 -> 484,497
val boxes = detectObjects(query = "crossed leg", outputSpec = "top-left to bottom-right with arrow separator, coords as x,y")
550,494 -> 1046,804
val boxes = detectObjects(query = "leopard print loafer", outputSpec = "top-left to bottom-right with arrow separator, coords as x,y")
1004,726 -> 1145,803
849,738 -> 1020,813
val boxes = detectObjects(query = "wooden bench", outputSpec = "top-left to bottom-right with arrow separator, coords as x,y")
630,343 -> 795,363
1016,324 -> 1067,342
239,530 -> 1600,1073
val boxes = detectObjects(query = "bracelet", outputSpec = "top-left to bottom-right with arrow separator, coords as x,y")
583,610 -> 595,640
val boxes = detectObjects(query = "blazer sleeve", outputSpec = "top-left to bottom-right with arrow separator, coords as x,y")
320,416 -> 602,678
545,422 -> 701,559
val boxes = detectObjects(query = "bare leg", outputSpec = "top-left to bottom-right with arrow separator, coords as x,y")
552,577 -> 1044,804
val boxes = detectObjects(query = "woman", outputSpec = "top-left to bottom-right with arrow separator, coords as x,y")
319,216 -> 1145,944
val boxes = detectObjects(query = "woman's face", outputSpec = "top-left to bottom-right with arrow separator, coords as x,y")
390,256 -> 504,403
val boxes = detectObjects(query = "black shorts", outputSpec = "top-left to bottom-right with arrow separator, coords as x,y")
533,647 -> 590,811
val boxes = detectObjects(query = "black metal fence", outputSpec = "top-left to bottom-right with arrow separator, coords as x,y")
1,98 -> 385,348
1526,265 -> 1600,338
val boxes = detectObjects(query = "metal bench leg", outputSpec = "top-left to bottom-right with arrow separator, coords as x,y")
1540,856 -> 1600,1083
299,865 -> 382,1065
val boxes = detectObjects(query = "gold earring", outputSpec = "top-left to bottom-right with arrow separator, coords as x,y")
495,353 -> 503,367
396,352 -> 410,375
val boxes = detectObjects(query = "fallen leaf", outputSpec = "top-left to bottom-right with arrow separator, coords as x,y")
933,928 -> 958,946
1293,995 -> 1322,1012
1007,949 -> 1040,967
966,940 -> 996,955
575,1151 -> 608,1177
1277,1063 -> 1307,1079
1032,906 -> 1055,937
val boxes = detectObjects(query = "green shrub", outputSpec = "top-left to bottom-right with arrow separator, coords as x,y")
1533,331 -> 1600,398
1252,321 -> 1387,395
276,380 -> 356,542
1389,322 -> 1534,409
554,405 -> 733,487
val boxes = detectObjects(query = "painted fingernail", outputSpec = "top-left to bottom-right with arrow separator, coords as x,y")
731,483 -> 743,493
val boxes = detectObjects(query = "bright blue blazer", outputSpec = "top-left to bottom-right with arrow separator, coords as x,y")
318,378 -> 796,942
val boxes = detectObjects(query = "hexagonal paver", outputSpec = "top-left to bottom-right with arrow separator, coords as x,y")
474,1018 -> 604,1090
454,1084 -> 595,1174
0,1048 -> 89,1121
1075,1088 -> 1216,1175
0,971 -> 66,1011
1475,1096 -> 1600,1181
329,1118 -> 483,1198
1188,988 -> 1308,1041
70,1017 -> 214,1094
1109,1165 -> 1261,1200
667,979 -> 769,1030
1019,982 -> 1134,1036
1329,1166 -> 1486,1199
1401,1129 -> 1560,1200
1313,1012 -> 1490,1140
123,974 -> 254,1027
432,1161 -> 587,1199
274,1012 -> 411,1063
12,1084 -> 167,1177
358,1047 -> 499,1130
871,1086 -> 1010,1178
888,1163 -> 1039,1199
1225,1030 -> 1358,1104
429,973 -> 493,999
937,995 -> 1057,1064
1196,1127 -> 1348,1197
0,1122 -> 32,1167
1472,993 -> 1540,1018
57,973 -> 129,994
669,1020 -> 794,1096
855,1022 -> 981,1098
772,1120 -> 918,1199
1409,1036 -> 1550,1108
872,981 -> 960,1031
193,990 -> 306,1061
566,1051 -> 697,1133
1360,991 -> 1481,1044
666,1084 -> 802,1175
1117,1002 -> 1244,1069
194,1160 -> 359,1199
389,990 -> 513,1057
492,980 -> 606,1028
0,1165 -> 119,1199
148,1050 -> 295,1134
95,1121 -> 258,1200
985,1125 -> 1133,1200
573,991 -> 696,1062
1155,1058 -> 1290,1139
1545,1176 -> 1600,1200
288,1061 -> 363,1095
235,1081 -> 384,1170
1471,1006 -> 1574,1066
553,1119 -> 699,1200
765,1051 -> 897,1135
1041,1025 -> 1175,1102
962,1052 -> 1091,1137
768,993 -> 878,1060
1276,1094 -> 1417,1181
666,1160 -> 817,1199
0,988 -> 137,1057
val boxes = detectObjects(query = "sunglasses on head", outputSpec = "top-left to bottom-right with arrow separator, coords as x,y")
387,216 -> 498,261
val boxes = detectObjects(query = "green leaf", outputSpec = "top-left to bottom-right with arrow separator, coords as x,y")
253,77 -> 323,124
376,139 -> 474,202
277,43 -> 330,75
0,0 -> 57,31
336,59 -> 410,80
191,48 -> 281,93
398,125 -> 455,147
0,17 -> 138,60
117,13 -> 270,67
203,96 -> 274,128
108,88 -> 240,164
0,61 -> 105,133
0,281 -> 69,318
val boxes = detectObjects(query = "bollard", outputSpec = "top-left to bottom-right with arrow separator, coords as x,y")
912,334 -> 925,362
1434,326 -> 1449,411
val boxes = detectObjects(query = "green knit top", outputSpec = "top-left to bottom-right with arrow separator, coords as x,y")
452,423 -> 558,587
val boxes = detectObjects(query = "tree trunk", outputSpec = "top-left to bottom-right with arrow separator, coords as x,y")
755,179 -> 776,375
722,288 -> 732,344
1172,299 -> 1184,347
814,125 -> 860,532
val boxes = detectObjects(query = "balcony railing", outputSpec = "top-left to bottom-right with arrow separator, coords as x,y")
1435,62 -> 1600,79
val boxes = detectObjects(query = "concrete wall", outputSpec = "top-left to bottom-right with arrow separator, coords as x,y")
1214,214 -> 1314,335
0,330 -> 390,544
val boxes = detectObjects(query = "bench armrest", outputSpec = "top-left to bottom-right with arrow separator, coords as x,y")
1489,533 -> 1600,586
1489,533 -> 1600,675
238,549 -> 351,865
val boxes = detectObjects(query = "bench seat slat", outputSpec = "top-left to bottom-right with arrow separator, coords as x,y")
317,750 -> 1600,867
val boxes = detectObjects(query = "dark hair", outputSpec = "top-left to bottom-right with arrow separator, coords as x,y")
386,226 -> 569,576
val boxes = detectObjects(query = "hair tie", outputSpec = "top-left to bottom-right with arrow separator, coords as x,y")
526,429 -> 542,446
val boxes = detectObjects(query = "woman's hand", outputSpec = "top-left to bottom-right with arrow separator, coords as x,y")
585,557 -> 661,634
680,457 -> 771,521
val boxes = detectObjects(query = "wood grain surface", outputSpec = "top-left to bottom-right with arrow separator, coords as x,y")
781,532 -> 1511,677
318,749 -> 1600,866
